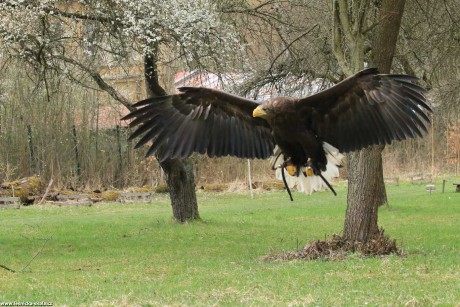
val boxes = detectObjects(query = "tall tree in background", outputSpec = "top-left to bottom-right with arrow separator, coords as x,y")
332,0 -> 406,242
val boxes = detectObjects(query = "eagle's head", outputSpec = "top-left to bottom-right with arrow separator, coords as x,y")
252,99 -> 278,120
253,97 -> 296,120
252,105 -> 272,119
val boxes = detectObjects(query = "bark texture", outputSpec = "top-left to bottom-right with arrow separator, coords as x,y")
144,50 -> 200,222
344,146 -> 383,241
370,0 -> 406,73
342,0 -> 406,241
161,158 -> 200,222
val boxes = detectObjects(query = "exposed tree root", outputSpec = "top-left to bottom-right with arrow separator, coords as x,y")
263,229 -> 401,261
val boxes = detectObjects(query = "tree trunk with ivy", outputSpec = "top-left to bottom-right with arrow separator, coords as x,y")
144,51 -> 200,223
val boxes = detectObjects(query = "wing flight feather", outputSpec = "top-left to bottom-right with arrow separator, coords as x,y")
298,68 -> 432,153
122,87 -> 275,161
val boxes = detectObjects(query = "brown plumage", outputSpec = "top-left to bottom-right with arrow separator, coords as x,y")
122,68 -> 431,176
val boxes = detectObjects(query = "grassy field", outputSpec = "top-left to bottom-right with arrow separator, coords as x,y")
1,182 -> 459,306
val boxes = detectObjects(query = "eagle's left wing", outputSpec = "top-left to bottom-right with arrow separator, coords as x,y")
297,68 -> 432,153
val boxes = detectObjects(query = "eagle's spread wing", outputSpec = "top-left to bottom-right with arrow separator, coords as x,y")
298,68 -> 432,153
122,87 -> 275,162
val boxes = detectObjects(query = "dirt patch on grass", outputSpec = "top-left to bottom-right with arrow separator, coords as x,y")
263,229 -> 401,261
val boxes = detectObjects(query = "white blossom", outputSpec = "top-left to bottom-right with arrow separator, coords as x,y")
0,0 -> 244,72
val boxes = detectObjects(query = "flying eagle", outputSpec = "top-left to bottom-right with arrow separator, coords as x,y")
122,68 -> 431,195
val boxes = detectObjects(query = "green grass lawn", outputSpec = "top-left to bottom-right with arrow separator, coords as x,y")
1,182 -> 459,306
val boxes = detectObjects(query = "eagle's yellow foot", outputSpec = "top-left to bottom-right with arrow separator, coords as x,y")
305,166 -> 314,177
285,164 -> 297,176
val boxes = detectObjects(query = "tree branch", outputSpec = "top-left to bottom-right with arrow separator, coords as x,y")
354,0 -> 370,35
0,0 -> 112,23
54,55 -> 134,111
332,0 -> 351,75
336,0 -> 354,43
144,45 -> 167,97
267,24 -> 318,75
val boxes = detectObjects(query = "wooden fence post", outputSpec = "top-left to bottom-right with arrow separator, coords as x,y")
72,125 -> 81,179
247,159 -> 254,199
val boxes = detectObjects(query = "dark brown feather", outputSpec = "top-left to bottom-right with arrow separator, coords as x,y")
298,68 -> 431,153
122,87 -> 275,161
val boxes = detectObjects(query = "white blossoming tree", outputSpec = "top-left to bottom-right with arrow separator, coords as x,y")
0,0 -> 244,222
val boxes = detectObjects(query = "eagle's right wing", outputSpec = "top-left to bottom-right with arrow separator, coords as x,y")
122,87 -> 275,161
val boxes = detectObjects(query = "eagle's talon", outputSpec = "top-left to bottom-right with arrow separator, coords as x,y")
286,164 -> 297,176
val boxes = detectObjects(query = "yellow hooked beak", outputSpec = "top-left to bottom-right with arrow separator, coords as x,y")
252,106 -> 267,118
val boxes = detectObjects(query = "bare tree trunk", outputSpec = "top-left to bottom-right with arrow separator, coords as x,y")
344,146 -> 383,241
342,0 -> 405,241
144,50 -> 200,222
161,158 -> 200,222
370,0 -> 406,73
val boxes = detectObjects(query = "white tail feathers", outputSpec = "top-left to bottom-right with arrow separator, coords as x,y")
322,142 -> 344,167
270,142 -> 343,195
